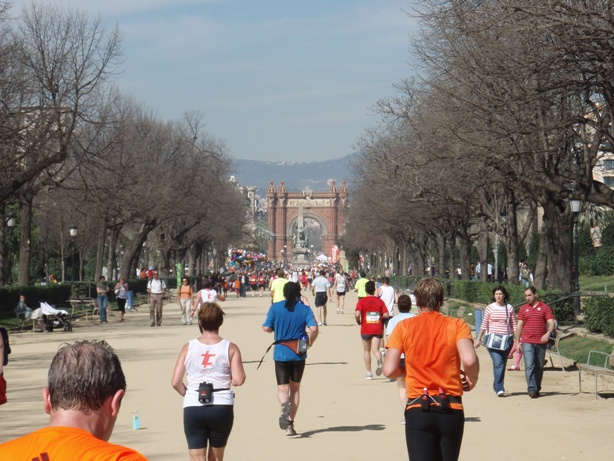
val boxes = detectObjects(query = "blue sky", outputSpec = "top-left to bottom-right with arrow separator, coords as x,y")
13,1 -> 417,162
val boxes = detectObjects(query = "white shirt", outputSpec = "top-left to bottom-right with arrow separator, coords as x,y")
313,276 -> 328,293
378,285 -> 396,316
147,279 -> 166,294
199,289 -> 218,303
183,339 -> 233,407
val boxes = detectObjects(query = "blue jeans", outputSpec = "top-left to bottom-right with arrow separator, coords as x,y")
521,342 -> 547,394
474,309 -> 484,339
97,295 -> 108,322
487,345 -> 513,393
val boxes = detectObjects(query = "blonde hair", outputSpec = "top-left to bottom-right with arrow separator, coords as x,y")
414,278 -> 444,311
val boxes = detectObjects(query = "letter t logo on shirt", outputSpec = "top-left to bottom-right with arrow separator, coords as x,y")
201,351 -> 216,367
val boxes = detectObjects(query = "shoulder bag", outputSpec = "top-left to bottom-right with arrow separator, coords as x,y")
483,305 -> 513,351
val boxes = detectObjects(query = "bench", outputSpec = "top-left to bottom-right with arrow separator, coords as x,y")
68,298 -> 98,321
578,350 -> 614,399
447,306 -> 466,319
14,308 -> 37,332
546,331 -> 575,372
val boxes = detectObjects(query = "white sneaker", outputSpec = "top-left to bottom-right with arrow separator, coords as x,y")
364,372 -> 373,380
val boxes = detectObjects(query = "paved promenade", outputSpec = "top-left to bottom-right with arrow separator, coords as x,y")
1,290 -> 612,460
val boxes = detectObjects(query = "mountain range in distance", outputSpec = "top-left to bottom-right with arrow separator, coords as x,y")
231,154 -> 355,196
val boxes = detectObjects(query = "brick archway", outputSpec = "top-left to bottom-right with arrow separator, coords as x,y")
267,180 -> 349,262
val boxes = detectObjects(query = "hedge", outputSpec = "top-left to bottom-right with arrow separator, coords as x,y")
0,284 -> 72,315
0,276 -> 177,316
390,277 -> 577,323
584,297 -> 614,337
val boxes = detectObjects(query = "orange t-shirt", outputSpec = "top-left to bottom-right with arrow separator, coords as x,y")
178,285 -> 193,299
386,311 -> 472,401
0,426 -> 147,461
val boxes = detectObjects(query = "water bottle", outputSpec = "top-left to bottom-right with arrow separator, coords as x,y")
130,411 -> 140,430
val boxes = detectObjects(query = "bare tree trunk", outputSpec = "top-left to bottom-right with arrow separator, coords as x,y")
437,233 -> 446,278
95,227 -> 106,281
458,235 -> 471,281
541,199 -> 572,292
506,190 -> 520,285
106,227 -> 119,280
17,194 -> 33,286
478,221 -> 488,282
533,226 -> 548,290
119,222 -> 156,279
187,244 -> 196,276
0,210 -> 5,287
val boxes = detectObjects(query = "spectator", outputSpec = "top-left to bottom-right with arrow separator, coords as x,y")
147,270 -> 166,327
96,276 -> 110,324
514,286 -> 555,398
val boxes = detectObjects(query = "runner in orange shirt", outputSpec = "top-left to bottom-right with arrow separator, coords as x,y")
383,278 -> 479,461
0,340 -> 146,461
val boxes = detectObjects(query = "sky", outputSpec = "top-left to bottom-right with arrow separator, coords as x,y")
12,0 -> 418,163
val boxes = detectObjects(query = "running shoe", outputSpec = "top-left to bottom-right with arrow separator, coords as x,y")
375,359 -> 383,376
497,391 -> 504,397
364,372 -> 373,380
279,401 -> 291,429
286,424 -> 297,436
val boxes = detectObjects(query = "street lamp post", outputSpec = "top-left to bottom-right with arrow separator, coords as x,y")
6,214 -> 15,285
570,200 -> 582,322
69,225 -> 78,283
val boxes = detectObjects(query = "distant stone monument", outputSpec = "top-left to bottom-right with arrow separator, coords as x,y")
292,202 -> 310,266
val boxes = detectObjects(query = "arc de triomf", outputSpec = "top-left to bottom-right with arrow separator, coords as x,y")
266,180 -> 349,262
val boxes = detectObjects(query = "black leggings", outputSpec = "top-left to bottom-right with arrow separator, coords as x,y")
405,407 -> 465,461
183,405 -> 234,449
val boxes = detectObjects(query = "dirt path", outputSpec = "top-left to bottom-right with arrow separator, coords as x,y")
1,291 -> 612,460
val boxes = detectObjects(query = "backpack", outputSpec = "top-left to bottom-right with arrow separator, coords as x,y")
1,327 -> 10,366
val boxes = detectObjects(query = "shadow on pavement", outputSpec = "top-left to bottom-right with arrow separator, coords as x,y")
299,423 -> 385,438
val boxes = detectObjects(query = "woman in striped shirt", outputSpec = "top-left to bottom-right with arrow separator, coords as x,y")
475,285 -> 516,397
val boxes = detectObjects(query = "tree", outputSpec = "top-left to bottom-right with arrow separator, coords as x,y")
5,2 -> 121,284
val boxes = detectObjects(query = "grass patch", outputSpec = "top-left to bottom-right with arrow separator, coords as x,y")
580,275 -> 614,292
558,335 -> 614,365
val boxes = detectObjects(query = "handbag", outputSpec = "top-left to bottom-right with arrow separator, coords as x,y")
484,332 -> 513,351
483,304 -> 513,351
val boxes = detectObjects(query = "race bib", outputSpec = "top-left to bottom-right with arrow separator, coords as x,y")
365,311 -> 381,324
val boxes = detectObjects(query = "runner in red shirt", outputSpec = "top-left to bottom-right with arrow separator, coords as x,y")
355,281 -> 389,380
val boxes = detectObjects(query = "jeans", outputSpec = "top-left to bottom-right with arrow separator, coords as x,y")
97,295 -> 108,322
474,309 -> 484,339
487,345 -> 513,393
521,342 -> 547,394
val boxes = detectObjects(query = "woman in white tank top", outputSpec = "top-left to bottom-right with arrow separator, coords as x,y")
172,303 -> 246,461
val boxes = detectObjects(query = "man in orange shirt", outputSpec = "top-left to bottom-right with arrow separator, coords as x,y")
0,340 -> 147,461
383,278 -> 479,461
